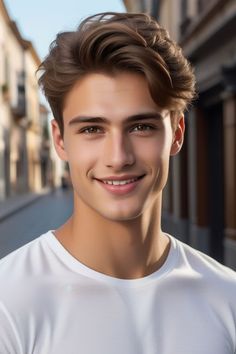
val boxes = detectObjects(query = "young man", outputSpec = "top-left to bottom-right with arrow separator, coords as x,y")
0,12 -> 235,354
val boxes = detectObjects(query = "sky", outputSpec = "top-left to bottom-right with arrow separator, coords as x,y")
4,0 -> 126,60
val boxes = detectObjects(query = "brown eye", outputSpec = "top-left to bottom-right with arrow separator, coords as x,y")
80,126 -> 103,134
131,124 -> 155,132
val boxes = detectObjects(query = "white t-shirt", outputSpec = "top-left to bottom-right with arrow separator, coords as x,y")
0,231 -> 235,354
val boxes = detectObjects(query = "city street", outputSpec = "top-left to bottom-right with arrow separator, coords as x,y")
0,188 -> 73,259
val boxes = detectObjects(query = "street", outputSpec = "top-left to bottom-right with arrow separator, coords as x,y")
0,189 -> 73,259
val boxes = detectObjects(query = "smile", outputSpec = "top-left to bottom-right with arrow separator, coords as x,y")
102,177 -> 140,185
95,175 -> 145,196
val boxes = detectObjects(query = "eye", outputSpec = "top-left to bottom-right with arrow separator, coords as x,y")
80,126 -> 103,134
131,124 -> 155,132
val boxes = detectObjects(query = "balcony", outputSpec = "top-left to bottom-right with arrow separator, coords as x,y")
12,83 -> 26,121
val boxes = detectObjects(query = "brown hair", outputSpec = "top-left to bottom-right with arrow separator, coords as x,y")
38,12 -> 196,136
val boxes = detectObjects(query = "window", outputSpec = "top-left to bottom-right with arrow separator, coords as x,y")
181,0 -> 188,21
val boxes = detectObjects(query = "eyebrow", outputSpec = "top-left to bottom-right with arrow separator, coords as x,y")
68,112 -> 165,126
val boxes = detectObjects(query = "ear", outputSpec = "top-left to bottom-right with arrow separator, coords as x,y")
51,119 -> 68,161
170,115 -> 185,156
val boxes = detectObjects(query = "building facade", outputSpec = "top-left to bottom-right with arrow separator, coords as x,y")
123,0 -> 236,269
23,39 -> 42,193
0,6 -> 27,199
0,0 -> 52,201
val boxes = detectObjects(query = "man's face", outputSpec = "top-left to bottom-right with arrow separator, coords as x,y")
52,72 -> 184,221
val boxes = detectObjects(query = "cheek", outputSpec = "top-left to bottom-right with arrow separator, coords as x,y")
137,135 -> 172,164
64,139 -> 99,176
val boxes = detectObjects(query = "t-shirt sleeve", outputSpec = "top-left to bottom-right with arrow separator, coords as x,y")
0,303 -> 23,354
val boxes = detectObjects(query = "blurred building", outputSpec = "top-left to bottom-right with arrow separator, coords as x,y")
23,39 -> 42,193
123,0 -> 236,269
123,0 -> 158,17
0,0 -> 53,201
40,104 -> 51,189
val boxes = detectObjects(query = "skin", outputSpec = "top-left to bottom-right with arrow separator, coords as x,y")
52,72 -> 185,279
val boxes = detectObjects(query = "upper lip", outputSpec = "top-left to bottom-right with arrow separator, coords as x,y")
95,174 -> 145,181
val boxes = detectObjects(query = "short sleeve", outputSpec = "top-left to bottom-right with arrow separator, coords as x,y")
0,302 -> 23,354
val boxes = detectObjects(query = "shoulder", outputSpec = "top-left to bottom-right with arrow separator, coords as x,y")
0,231 -> 55,322
0,233 -> 51,353
0,231 -> 52,289
173,237 -> 236,286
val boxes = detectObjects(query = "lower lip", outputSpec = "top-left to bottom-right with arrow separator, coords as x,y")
96,177 -> 144,196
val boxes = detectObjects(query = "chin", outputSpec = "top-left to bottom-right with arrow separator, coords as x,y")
99,206 -> 144,222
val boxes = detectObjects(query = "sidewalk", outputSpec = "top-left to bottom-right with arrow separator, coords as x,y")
0,188 -> 50,222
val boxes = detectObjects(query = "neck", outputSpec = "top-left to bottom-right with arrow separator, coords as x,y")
55,192 -> 170,279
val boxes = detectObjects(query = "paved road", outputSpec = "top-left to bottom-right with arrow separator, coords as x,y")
0,188 -> 73,259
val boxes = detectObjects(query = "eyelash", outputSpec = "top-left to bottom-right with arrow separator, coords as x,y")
132,124 -> 155,132
80,126 -> 103,134
79,124 -> 156,135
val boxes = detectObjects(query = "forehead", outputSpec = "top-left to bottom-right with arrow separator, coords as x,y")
63,72 -> 168,123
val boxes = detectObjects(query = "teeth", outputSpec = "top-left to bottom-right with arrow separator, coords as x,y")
103,177 -> 138,185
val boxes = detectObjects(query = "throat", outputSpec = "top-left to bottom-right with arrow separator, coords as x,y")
54,192 -> 166,279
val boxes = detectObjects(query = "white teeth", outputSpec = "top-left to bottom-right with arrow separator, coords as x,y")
103,178 -> 138,185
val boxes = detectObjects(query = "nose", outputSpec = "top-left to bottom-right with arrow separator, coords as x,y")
103,132 -> 135,170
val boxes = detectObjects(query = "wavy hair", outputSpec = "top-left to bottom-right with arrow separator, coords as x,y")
38,12 -> 196,136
